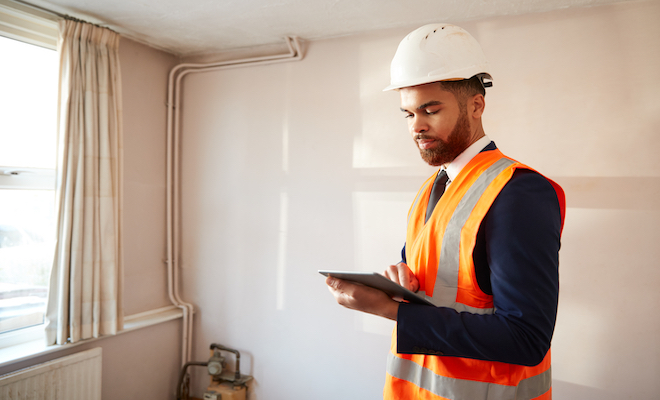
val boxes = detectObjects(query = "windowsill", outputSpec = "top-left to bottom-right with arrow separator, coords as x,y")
0,305 -> 183,369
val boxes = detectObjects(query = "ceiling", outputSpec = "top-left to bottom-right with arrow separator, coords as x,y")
23,0 -> 628,57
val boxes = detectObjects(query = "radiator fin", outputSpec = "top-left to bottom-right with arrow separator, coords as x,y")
0,347 -> 102,400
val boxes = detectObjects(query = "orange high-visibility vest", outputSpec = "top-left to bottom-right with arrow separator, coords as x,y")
384,149 -> 565,400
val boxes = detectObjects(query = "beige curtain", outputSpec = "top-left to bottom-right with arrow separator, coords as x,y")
45,19 -> 123,345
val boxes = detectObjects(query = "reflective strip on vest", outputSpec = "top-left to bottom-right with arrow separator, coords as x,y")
408,178 -> 433,225
419,157 -> 515,311
387,353 -> 552,400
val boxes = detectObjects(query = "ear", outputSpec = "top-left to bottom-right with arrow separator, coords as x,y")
468,94 -> 485,119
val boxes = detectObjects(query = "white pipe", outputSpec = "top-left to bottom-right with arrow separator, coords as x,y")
166,37 -> 303,367
166,70 -> 190,365
171,60 -> 192,365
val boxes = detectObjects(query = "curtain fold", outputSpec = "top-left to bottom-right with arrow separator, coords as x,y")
45,19 -> 123,345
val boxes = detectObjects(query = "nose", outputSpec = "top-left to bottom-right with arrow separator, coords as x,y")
410,116 -> 428,134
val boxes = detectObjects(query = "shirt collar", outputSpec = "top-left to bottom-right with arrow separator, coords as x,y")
444,135 -> 492,183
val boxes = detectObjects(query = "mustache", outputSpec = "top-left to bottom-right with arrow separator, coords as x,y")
414,134 -> 437,141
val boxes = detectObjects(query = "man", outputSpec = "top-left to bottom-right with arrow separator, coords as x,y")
326,24 -> 565,400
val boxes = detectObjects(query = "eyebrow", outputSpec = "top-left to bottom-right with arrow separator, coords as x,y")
400,100 -> 443,113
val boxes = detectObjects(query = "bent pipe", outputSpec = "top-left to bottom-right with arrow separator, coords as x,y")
210,343 -> 241,381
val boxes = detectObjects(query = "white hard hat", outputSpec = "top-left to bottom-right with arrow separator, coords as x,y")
384,23 -> 492,91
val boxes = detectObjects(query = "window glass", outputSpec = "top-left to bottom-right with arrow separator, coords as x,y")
0,35 -> 57,168
0,35 -> 58,335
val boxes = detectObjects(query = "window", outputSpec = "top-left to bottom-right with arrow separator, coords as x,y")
0,0 -> 58,339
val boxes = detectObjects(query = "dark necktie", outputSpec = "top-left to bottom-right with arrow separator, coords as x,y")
425,169 -> 449,223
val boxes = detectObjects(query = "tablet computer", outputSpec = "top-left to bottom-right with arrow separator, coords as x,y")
319,270 -> 435,307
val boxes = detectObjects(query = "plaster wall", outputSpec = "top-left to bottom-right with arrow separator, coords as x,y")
179,1 -> 660,398
121,37 -> 180,315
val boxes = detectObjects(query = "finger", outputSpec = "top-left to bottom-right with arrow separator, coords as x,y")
384,265 -> 400,284
397,264 -> 410,289
397,266 -> 410,290
409,275 -> 420,292
326,276 -> 344,293
326,276 -> 336,287
394,262 -> 419,292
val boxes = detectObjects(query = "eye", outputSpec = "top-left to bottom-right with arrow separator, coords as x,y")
425,108 -> 439,115
404,112 -> 413,119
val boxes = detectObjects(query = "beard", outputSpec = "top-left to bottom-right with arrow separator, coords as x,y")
416,109 -> 472,166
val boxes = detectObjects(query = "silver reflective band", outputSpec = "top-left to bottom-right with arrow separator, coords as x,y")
387,353 -> 551,400
431,158 -> 515,309
408,179 -> 433,224
418,289 -> 493,314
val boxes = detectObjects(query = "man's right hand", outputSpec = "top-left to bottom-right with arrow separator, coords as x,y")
384,263 -> 419,292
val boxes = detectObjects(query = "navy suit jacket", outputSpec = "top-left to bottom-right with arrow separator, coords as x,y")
397,143 -> 562,366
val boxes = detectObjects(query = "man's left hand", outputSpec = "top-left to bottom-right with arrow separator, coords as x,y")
326,276 -> 399,320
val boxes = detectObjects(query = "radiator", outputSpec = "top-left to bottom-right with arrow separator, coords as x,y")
0,347 -> 102,400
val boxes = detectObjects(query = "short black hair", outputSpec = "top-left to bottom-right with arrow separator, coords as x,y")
438,75 -> 487,104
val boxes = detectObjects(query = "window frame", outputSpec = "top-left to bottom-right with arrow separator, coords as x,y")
0,167 -> 56,190
0,0 -> 58,347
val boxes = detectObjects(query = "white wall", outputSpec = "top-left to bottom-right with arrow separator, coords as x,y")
179,1 -> 660,399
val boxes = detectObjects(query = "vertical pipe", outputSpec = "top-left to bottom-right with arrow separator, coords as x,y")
166,63 -> 191,366
166,36 -> 303,368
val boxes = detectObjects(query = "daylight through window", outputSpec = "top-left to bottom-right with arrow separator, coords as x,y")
0,34 -> 58,335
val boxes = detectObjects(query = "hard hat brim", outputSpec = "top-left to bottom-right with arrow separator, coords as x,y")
383,71 -> 492,92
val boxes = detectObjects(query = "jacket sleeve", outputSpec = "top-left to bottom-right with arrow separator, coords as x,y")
395,170 -> 562,366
